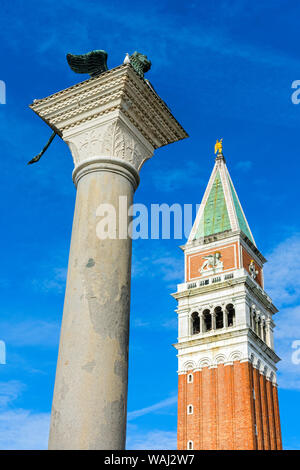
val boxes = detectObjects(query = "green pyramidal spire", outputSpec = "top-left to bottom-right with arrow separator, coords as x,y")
194,169 -> 231,238
189,154 -> 255,245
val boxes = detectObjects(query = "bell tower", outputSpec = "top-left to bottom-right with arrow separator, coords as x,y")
173,145 -> 282,450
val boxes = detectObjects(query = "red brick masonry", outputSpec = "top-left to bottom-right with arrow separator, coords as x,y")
178,361 -> 282,450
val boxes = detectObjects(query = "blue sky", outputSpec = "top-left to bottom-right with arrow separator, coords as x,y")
0,0 -> 300,449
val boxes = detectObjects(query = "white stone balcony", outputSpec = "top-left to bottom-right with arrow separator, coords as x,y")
176,268 -> 273,304
176,268 -> 246,292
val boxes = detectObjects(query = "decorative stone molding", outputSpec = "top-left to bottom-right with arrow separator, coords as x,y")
178,346 -> 278,380
269,371 -> 276,384
255,359 -> 261,370
72,157 -> 140,190
199,358 -> 211,369
30,64 -> 188,160
229,351 -> 242,362
189,307 -> 200,315
181,351 -> 244,371
66,118 -> 153,173
30,66 -> 188,189
250,354 -> 277,381
215,354 -> 226,365
183,360 -> 196,371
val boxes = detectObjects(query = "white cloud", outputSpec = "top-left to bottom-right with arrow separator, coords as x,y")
128,395 -> 177,421
32,267 -> 67,294
133,318 -> 150,328
0,410 -> 50,450
152,256 -> 183,283
52,0 -> 300,72
0,391 -> 177,449
264,234 -> 300,307
0,320 -> 59,348
274,338 -> 300,391
132,314 -> 177,331
0,380 -> 49,450
133,251 -> 182,285
0,381 -> 25,408
264,234 -> 300,390
161,318 -> 177,330
272,306 -> 300,391
275,306 -> 300,340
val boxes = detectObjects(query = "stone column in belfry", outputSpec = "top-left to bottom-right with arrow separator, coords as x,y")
30,62 -> 188,449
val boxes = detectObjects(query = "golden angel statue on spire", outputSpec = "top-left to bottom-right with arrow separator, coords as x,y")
214,138 -> 223,155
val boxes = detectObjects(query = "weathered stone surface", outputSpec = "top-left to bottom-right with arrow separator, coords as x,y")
48,167 -> 134,450
30,63 -> 188,450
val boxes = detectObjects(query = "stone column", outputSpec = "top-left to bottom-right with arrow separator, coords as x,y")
254,312 -> 259,336
249,305 -> 255,329
211,312 -> 216,331
199,311 -> 203,334
265,318 -> 274,349
260,317 -> 265,341
223,308 -> 228,328
30,63 -> 188,450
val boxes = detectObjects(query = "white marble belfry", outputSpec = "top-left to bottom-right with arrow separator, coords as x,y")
30,64 -> 188,449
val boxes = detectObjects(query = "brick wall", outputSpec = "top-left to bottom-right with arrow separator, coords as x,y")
177,362 -> 282,450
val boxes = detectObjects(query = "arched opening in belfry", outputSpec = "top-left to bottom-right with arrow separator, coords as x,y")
215,306 -> 223,329
191,312 -> 200,334
203,309 -> 211,332
226,304 -> 235,327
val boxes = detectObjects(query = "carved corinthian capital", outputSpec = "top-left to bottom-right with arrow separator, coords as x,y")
64,115 -> 153,173
29,63 -> 188,184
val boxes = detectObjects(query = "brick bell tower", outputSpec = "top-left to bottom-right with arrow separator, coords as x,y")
173,142 -> 282,450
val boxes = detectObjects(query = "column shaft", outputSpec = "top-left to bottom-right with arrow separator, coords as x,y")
49,162 -> 136,449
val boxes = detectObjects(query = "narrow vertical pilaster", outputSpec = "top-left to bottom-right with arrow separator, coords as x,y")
252,366 -> 264,449
272,385 -> 283,450
260,373 -> 271,449
177,373 -> 186,450
266,379 -> 277,449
